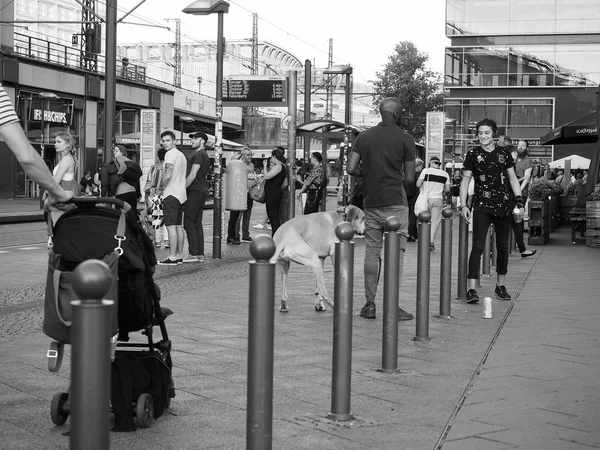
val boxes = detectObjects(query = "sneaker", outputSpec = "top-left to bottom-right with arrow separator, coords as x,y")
466,289 -> 480,303
521,250 -> 537,258
158,257 -> 178,266
398,307 -> 413,321
182,255 -> 200,263
154,242 -> 162,248
198,255 -> 205,263
227,238 -> 241,245
163,241 -> 170,249
359,301 -> 376,319
241,236 -> 253,242
176,258 -> 183,265
253,223 -> 264,229
494,285 -> 511,300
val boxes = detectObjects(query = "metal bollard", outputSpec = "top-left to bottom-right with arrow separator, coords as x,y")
438,209 -> 454,318
70,260 -> 113,450
247,236 -> 276,450
482,226 -> 491,276
414,211 -> 431,342
380,216 -> 400,373
328,223 -> 355,421
457,214 -> 469,300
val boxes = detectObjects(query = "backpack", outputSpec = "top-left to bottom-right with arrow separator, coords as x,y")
110,159 -> 142,196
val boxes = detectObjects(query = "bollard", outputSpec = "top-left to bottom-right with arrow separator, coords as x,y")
438,209 -> 454,318
247,235 -> 276,450
490,224 -> 497,267
482,226 -> 491,276
457,214 -> 469,300
328,223 -> 355,421
70,260 -> 113,450
380,216 -> 400,373
414,211 -> 431,342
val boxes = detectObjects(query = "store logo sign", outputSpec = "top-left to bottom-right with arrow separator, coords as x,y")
33,109 -> 68,124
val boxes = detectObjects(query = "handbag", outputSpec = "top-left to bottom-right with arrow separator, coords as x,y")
249,179 -> 266,203
414,174 -> 430,217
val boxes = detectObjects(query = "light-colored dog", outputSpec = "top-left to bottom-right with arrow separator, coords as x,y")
271,205 -> 366,312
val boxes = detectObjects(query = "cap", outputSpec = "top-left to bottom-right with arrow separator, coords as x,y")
429,156 -> 441,163
189,131 -> 208,141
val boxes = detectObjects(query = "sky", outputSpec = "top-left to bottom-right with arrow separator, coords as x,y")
115,0 -> 450,85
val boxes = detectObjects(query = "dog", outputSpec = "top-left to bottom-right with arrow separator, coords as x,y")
271,205 -> 365,313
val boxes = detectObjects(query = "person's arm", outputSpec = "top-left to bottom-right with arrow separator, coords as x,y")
444,175 -> 451,193
506,167 -> 524,208
416,169 -> 425,189
262,161 -> 282,180
186,164 -> 200,188
520,167 -> 532,192
297,167 -> 317,197
346,152 -> 361,177
404,160 -> 416,197
0,122 -> 72,203
459,169 -> 473,221
162,163 -> 173,188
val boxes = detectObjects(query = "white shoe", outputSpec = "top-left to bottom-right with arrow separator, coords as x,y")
253,223 -> 264,229
182,255 -> 200,263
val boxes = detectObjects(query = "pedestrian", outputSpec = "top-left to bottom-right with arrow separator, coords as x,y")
227,146 -> 257,244
80,171 -> 94,195
262,147 -> 287,236
296,152 -> 327,215
416,156 -> 450,251
0,82 -> 72,207
407,158 -> 424,242
143,148 -> 167,247
459,118 -> 525,303
52,131 -> 81,197
183,131 -> 210,262
511,140 -> 536,258
101,144 -> 140,218
157,130 -> 187,265
451,169 -> 462,209
347,97 -> 416,321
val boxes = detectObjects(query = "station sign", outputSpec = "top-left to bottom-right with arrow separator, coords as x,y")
222,75 -> 287,107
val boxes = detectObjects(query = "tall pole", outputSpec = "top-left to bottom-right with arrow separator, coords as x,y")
213,11 -> 225,259
303,59 -> 311,163
342,70 -> 352,206
104,0 -> 117,163
287,70 -> 297,221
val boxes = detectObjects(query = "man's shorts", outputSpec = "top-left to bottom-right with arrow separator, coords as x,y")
163,195 -> 183,226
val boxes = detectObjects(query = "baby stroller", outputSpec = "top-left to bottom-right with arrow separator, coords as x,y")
43,197 -> 175,431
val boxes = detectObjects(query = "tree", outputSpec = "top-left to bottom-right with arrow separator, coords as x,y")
372,41 -> 445,142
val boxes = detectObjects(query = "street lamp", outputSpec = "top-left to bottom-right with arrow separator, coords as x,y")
323,64 -> 353,206
179,115 -> 194,147
183,0 -> 229,260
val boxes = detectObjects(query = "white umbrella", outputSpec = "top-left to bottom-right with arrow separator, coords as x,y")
548,154 -> 591,170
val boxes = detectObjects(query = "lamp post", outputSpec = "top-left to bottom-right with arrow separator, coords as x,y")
180,115 -> 195,148
38,92 -> 59,208
323,65 -> 353,206
183,0 -> 229,259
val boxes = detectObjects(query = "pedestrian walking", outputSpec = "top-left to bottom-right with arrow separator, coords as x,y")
459,118 -> 525,303
347,97 -> 415,321
510,140 -> 536,258
183,131 -> 210,262
227,146 -> 257,244
406,158 -> 423,242
157,130 -> 187,265
262,147 -> 287,237
416,156 -> 450,251
296,152 -> 327,215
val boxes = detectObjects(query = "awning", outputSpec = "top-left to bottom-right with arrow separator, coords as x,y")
296,120 -> 365,136
548,154 -> 591,170
115,130 -> 244,150
540,112 -> 598,145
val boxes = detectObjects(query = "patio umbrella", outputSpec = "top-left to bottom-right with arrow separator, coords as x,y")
548,154 -> 591,170
540,112 -> 598,146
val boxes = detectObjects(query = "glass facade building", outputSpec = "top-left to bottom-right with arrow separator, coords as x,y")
444,0 -> 600,163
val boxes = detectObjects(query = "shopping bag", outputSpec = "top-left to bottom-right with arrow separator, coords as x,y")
249,179 -> 266,203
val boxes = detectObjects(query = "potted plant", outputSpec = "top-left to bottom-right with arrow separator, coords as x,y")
528,178 -> 555,244
586,183 -> 600,248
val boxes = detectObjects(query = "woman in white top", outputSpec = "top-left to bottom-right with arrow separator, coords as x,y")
52,131 -> 81,196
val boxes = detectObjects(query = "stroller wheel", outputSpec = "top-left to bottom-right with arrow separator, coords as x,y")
50,392 -> 69,426
47,341 -> 64,373
135,393 -> 154,428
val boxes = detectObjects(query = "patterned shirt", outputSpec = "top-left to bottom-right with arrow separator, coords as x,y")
463,146 -> 515,216
304,165 -> 325,189
0,84 -> 19,129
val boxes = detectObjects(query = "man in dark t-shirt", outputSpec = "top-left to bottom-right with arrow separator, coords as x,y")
183,131 -> 210,262
347,97 -> 416,321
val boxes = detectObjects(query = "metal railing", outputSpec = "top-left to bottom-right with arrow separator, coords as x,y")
13,32 -> 146,83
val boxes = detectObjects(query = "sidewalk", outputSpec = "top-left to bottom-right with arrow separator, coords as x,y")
0,222 -> 598,449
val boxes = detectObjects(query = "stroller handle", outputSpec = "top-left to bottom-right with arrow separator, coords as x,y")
69,196 -> 131,212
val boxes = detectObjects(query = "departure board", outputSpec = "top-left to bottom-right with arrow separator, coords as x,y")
222,76 -> 287,107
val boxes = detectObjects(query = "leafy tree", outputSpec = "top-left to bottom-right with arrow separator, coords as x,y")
372,41 -> 445,142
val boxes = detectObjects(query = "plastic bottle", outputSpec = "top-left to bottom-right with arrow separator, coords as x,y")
513,206 -> 523,223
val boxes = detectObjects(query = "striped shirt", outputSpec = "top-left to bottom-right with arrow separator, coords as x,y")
0,84 -> 19,129
418,167 -> 450,199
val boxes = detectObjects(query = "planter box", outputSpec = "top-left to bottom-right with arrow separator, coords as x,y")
559,195 -> 578,225
586,201 -> 600,248
528,200 -> 549,245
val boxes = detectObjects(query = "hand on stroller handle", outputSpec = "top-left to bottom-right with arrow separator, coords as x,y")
61,196 -> 131,212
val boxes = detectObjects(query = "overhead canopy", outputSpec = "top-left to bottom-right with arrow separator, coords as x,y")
115,130 -> 244,150
548,154 -> 591,170
296,120 -> 365,136
540,112 -> 598,145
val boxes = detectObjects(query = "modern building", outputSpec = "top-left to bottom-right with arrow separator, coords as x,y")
443,0 -> 600,164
